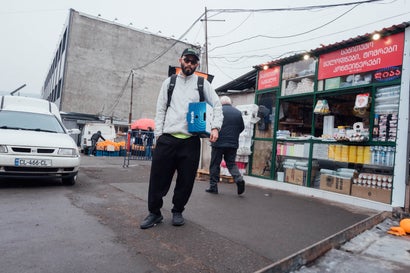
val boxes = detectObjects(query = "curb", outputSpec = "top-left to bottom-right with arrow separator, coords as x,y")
254,211 -> 391,273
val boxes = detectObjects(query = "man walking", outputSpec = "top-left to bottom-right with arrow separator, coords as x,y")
140,48 -> 223,229
206,96 -> 245,195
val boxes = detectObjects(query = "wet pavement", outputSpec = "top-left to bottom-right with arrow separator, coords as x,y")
80,155 -> 410,273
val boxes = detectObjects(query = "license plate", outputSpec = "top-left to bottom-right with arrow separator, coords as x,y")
15,158 -> 52,167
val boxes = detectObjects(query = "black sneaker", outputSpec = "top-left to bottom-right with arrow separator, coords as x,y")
140,213 -> 163,229
172,212 -> 185,226
205,186 -> 218,194
237,180 -> 245,195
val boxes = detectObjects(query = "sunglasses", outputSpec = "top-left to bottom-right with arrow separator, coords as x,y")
183,58 -> 198,65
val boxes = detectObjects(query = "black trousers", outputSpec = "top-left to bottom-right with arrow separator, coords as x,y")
89,139 -> 97,155
148,134 -> 200,215
209,147 -> 243,186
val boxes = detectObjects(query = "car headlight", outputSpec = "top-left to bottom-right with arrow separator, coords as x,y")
58,148 -> 79,156
0,145 -> 8,153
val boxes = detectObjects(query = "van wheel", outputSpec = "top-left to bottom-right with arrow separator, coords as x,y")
62,175 -> 77,186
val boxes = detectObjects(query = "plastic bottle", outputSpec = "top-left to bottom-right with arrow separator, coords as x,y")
374,146 -> 380,165
385,147 -> 391,167
390,147 -> 396,167
380,147 -> 386,166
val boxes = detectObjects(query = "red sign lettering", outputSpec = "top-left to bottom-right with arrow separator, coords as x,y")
257,66 -> 280,90
318,33 -> 404,80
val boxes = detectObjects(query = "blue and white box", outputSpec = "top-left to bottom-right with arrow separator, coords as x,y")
187,102 -> 213,137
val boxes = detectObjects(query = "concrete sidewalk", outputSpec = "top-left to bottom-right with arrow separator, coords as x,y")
80,155 -> 410,272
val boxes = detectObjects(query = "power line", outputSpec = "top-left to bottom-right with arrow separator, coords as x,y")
107,70 -> 132,116
208,12 -> 253,39
209,3 -> 360,52
131,0 -> 389,71
109,13 -> 206,116
111,0 -> 401,113
207,0 -> 386,13
131,12 -> 205,71
209,11 -> 410,62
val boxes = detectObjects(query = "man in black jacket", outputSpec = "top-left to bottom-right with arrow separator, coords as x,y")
89,130 -> 105,156
206,96 -> 245,195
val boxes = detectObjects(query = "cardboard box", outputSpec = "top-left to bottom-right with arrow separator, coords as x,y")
187,102 -> 213,138
285,168 -> 316,186
106,145 -> 115,151
293,169 -> 306,186
285,168 -> 295,183
351,184 -> 392,204
320,174 -> 351,195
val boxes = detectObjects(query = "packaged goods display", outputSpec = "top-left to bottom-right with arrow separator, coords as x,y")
281,58 -> 316,96
275,83 -> 399,202
351,171 -> 393,203
264,34 -> 403,206
373,85 -> 400,142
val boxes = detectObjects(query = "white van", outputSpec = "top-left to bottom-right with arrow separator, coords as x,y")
80,122 -> 116,154
0,96 -> 81,185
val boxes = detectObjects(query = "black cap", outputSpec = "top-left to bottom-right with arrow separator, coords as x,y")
181,48 -> 200,60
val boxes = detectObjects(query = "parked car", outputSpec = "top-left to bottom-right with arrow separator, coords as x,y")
0,96 -> 80,185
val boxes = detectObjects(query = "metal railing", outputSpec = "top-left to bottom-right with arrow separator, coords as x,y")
123,130 -> 155,167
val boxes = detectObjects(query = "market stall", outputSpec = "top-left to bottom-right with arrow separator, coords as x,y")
249,23 -> 410,208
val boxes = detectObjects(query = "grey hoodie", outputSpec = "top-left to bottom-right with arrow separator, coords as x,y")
154,73 -> 223,137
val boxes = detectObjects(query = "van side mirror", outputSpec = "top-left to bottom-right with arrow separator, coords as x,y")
67,128 -> 81,135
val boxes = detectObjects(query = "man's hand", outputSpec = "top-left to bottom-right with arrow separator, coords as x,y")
209,128 -> 219,143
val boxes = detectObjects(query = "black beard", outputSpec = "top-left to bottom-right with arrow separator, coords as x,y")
181,63 -> 196,76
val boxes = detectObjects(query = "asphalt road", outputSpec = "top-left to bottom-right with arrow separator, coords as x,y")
1,155 -> 407,273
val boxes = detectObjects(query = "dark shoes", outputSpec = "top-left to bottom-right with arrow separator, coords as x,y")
140,212 -> 185,228
206,182 -> 244,195
205,185 -> 218,194
172,212 -> 185,226
237,180 -> 245,195
140,213 -> 163,229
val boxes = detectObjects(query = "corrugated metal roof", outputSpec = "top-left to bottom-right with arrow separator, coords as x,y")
215,69 -> 257,94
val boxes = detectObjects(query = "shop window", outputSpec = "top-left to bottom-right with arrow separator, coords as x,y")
324,72 -> 372,90
315,90 -> 371,138
251,140 -> 273,178
255,92 -> 275,139
278,98 -> 313,137
281,58 -> 316,96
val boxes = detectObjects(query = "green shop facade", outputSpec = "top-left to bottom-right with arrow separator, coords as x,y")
247,22 -> 410,209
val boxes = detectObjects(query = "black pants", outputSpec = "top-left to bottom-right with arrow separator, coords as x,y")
148,134 -> 200,215
89,139 -> 97,155
209,147 -> 243,186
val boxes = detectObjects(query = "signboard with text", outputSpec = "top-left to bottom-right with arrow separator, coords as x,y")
318,32 -> 404,80
257,66 -> 280,90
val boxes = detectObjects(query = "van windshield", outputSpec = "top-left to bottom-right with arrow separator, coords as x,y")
0,110 -> 65,133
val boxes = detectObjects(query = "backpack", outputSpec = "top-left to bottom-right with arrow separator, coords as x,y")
166,74 -> 205,108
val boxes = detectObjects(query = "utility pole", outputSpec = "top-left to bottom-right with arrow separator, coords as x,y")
204,7 -> 209,74
129,71 -> 134,125
201,7 -> 225,74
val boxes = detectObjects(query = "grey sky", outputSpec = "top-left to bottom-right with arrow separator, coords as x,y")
0,0 -> 409,97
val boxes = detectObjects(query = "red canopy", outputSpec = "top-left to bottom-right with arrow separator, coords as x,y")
131,118 -> 155,130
